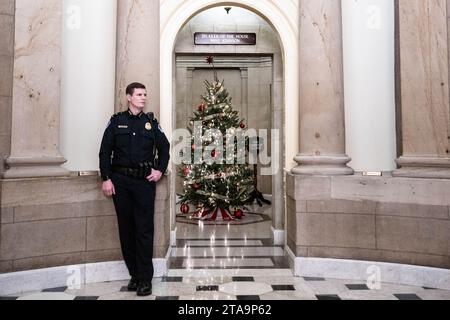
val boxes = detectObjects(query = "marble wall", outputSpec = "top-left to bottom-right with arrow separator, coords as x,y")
3,0 -> 68,179
298,0 -> 346,157
287,173 -> 450,269
0,176 -> 170,273
400,0 -> 448,157
395,0 -> 450,178
0,0 -> 14,174
115,0 -> 160,118
11,0 -> 61,156
293,0 -> 353,176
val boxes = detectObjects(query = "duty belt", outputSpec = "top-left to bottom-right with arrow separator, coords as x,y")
113,162 -> 153,179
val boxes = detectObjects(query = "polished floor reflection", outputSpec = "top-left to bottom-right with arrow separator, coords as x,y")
172,204 -> 286,269
169,237 -> 289,269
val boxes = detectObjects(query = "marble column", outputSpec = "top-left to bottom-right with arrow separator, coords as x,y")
3,0 -> 69,178
61,0 -> 117,171
240,68 -> 249,124
292,0 -> 353,175
272,54 -> 285,244
116,0 -> 160,119
342,0 -> 397,172
393,0 -> 450,178
0,0 -> 15,175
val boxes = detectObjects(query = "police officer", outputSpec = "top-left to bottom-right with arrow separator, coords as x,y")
99,82 -> 170,296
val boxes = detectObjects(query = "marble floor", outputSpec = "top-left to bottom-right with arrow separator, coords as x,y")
2,205 -> 450,300
2,268 -> 450,300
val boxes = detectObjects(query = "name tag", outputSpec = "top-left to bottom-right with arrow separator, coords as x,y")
118,125 -> 128,129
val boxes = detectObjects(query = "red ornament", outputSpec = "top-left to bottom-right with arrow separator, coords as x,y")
198,103 -> 206,112
180,203 -> 190,214
191,144 -> 197,150
192,182 -> 201,190
183,167 -> 191,177
211,150 -> 219,158
234,209 -> 244,219
240,122 -> 246,129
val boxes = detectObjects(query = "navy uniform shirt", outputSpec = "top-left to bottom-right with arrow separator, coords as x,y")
99,109 -> 170,181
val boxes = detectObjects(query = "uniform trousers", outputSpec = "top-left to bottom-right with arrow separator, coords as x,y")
111,172 -> 156,281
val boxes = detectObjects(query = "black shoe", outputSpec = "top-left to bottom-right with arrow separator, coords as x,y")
127,277 -> 139,291
136,281 -> 152,296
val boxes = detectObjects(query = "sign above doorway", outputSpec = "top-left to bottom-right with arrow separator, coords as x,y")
194,32 -> 256,45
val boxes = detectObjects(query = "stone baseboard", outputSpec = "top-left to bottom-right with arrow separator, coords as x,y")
285,246 -> 450,291
0,259 -> 168,296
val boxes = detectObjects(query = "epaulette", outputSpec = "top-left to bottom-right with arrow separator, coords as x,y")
115,110 -> 130,119
146,112 -> 158,123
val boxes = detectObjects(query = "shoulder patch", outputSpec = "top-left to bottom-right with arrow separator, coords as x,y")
107,112 -> 121,128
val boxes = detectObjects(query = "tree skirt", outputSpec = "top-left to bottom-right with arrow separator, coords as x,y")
191,207 -> 235,221
176,212 -> 270,226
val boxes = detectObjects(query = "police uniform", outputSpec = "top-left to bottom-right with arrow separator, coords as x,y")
99,109 -> 170,283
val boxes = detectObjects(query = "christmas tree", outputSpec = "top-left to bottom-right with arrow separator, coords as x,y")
177,56 -> 254,221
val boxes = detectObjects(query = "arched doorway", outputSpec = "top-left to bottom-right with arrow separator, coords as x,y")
160,0 -> 299,249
